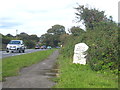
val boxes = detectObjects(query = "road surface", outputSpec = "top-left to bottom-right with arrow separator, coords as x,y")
3,50 -> 59,88
0,49 -> 46,59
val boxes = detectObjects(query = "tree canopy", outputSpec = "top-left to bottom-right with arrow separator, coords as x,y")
1,32 -> 39,49
75,5 -> 107,29
47,24 -> 66,35
70,26 -> 85,36
40,24 -> 66,47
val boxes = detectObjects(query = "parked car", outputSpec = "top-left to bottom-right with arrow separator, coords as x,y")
35,45 -> 40,49
47,46 -> 52,49
40,45 -> 46,49
6,40 -> 25,53
56,46 -> 60,48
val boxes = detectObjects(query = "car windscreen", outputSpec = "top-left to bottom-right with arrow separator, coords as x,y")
9,41 -> 21,44
35,45 -> 39,47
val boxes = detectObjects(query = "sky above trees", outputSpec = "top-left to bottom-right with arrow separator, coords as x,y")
0,0 -> 119,36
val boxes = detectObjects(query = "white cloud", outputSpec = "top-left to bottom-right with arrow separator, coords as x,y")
0,0 -> 119,36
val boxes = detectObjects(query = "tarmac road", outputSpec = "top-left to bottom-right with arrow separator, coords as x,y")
3,50 -> 59,88
0,49 -> 46,59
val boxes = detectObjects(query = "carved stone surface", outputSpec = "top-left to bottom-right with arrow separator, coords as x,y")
73,43 -> 89,65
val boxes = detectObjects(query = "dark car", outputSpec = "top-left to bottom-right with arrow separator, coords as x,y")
56,46 -> 60,48
35,45 -> 40,49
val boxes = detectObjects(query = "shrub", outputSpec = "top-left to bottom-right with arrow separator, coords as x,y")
62,22 -> 118,74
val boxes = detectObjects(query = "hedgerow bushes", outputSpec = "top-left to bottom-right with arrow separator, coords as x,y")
62,22 -> 118,74
85,26 -> 118,73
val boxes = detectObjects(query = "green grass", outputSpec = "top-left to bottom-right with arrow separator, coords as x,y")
53,56 -> 118,88
2,49 -> 55,79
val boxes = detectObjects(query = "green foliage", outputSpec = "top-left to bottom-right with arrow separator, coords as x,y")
29,34 -> 39,42
2,35 -> 11,44
25,40 -> 36,48
17,32 -> 39,48
54,56 -> 118,88
54,21 -> 118,87
61,21 -> 118,74
40,33 -> 59,47
58,4 -> 119,74
1,32 -> 40,49
40,24 -> 66,47
70,26 -> 85,36
59,33 -> 69,45
6,34 -> 14,37
1,34 -> 13,50
47,24 -> 66,35
86,26 -> 118,72
75,5 -> 107,29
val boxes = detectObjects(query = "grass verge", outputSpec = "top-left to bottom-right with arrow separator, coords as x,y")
2,49 -> 55,80
53,55 -> 118,88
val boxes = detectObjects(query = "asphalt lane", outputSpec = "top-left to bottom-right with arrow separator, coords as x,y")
0,49 -> 46,59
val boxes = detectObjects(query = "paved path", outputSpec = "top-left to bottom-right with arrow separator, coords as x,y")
2,50 -> 59,88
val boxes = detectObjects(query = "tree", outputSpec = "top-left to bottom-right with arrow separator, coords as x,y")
47,24 -> 66,35
75,5 -> 107,29
2,35 -> 11,44
40,33 -> 53,46
30,34 -> 39,42
17,32 -> 39,48
6,34 -> 14,37
40,33 -> 59,47
17,32 -> 29,40
59,33 -> 69,45
40,24 -> 66,47
109,16 -> 113,22
70,26 -> 85,36
25,40 -> 36,49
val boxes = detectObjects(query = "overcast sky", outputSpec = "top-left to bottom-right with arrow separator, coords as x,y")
0,0 -> 119,37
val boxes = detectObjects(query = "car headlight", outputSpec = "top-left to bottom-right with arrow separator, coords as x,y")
6,46 -> 10,48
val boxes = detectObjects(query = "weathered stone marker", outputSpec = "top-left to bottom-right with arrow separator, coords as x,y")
73,43 -> 89,65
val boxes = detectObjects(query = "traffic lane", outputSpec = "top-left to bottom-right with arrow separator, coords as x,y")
1,49 -> 46,59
